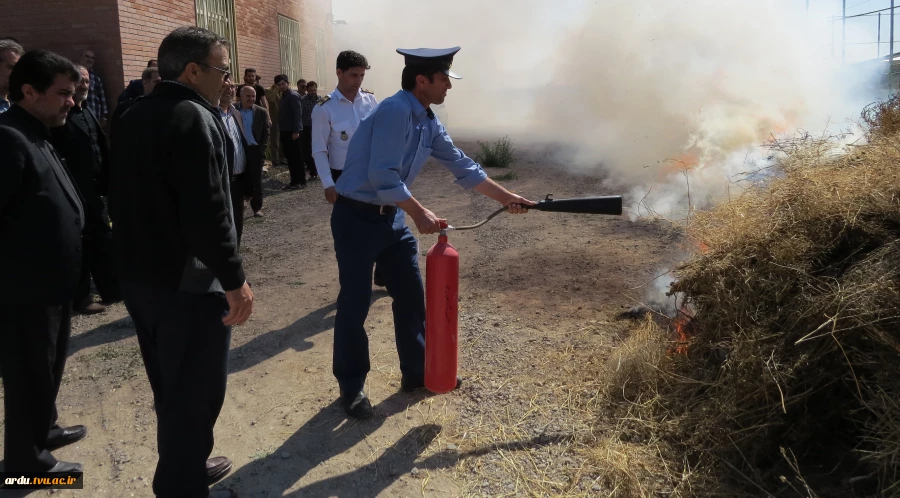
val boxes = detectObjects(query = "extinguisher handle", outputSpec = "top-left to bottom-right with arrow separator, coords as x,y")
447,194 -> 623,231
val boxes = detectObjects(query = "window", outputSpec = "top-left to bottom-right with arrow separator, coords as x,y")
195,0 -> 239,77
278,15 -> 302,84
315,30 -> 326,87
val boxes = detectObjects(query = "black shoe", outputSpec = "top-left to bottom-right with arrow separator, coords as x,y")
373,274 -> 385,287
48,461 -> 83,473
340,391 -> 374,419
207,456 -> 233,485
400,377 -> 462,393
46,425 -> 87,451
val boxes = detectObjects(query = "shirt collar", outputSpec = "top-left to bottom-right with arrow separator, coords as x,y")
4,104 -> 52,139
331,87 -> 352,103
400,90 -> 434,120
401,90 -> 426,116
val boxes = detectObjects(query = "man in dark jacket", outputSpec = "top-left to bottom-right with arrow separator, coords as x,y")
0,50 -> 86,475
235,84 -> 270,217
110,66 -> 161,127
275,73 -> 305,189
117,58 -> 157,104
52,64 -> 119,314
109,26 -> 252,498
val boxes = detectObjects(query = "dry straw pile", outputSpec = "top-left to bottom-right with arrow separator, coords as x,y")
608,96 -> 900,497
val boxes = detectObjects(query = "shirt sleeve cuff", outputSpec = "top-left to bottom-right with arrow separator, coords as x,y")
455,168 -> 488,190
377,184 -> 413,204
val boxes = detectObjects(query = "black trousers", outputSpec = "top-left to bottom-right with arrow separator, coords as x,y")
121,282 -> 231,498
281,130 -> 306,186
0,303 -> 72,472
301,128 -> 316,178
246,145 -> 264,213
230,172 -> 247,245
74,224 -> 119,307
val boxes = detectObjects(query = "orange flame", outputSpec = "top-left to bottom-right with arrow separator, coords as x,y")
669,306 -> 695,356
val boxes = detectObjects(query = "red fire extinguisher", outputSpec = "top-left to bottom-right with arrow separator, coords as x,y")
424,221 -> 459,394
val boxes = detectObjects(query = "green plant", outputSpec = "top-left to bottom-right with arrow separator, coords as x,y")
492,171 -> 518,182
475,136 -> 515,168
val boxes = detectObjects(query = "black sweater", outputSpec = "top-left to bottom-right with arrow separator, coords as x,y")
109,81 -> 245,293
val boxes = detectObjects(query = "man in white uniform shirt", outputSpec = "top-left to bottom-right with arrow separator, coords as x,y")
311,50 -> 377,202
312,50 -> 383,286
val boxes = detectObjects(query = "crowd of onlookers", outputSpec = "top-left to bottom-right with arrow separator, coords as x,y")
0,29 -> 340,496
0,37 -> 329,316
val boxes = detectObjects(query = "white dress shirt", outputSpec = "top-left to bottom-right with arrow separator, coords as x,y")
221,106 -> 246,175
311,87 -> 378,189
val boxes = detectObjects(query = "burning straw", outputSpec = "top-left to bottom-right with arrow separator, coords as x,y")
607,97 -> 900,496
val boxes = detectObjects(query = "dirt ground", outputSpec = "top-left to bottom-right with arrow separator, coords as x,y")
0,140 -> 681,497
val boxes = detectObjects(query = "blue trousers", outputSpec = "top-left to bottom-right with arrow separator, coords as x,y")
331,198 -> 426,396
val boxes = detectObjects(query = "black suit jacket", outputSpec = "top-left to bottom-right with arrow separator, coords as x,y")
51,105 -> 110,235
0,105 -> 85,305
232,104 -> 270,150
278,90 -> 303,132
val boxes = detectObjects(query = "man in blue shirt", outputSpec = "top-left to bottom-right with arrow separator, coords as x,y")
332,47 -> 534,419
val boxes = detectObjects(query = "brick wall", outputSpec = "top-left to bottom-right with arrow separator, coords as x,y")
0,0 -> 123,112
0,0 -> 332,110
117,0 -> 195,88
233,0 -> 333,90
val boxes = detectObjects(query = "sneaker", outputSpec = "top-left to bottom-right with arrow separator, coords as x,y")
253,210 -> 264,217
400,376 -> 462,393
340,390 -> 374,419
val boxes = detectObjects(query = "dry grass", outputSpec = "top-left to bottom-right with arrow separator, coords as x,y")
408,97 -> 900,497
596,97 -> 900,497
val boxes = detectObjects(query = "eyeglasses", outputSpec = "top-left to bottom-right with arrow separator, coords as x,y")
194,62 -> 230,80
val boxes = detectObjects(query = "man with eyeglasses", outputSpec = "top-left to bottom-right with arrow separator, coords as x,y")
109,26 -> 252,498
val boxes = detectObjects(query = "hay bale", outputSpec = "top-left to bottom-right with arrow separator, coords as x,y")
616,98 -> 900,496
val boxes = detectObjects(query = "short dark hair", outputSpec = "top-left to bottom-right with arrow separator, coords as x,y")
336,50 -> 369,72
401,65 -> 441,91
0,39 -> 24,60
142,67 -> 159,81
306,80 -> 317,89
157,26 -> 229,80
274,74 -> 289,85
8,49 -> 79,102
0,36 -> 20,44
147,59 -> 157,67
244,67 -> 256,74
296,78 -> 306,86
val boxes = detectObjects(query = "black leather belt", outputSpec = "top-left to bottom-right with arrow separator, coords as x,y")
338,195 -> 397,216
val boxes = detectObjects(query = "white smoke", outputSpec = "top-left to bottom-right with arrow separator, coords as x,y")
332,0 -> 884,218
